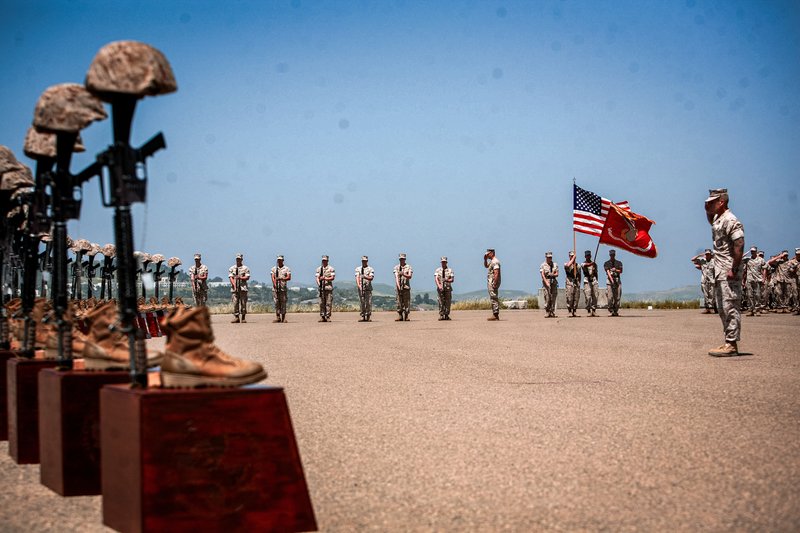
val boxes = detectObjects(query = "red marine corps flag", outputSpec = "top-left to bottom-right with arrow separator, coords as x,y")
599,202 -> 658,258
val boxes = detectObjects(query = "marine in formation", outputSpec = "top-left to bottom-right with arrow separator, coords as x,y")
315,255 -> 335,322
434,256 -> 454,320
355,255 -> 374,322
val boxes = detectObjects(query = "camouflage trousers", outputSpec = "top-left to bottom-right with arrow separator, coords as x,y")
565,280 -> 580,312
319,289 -> 333,319
396,288 -> 411,314
231,290 -> 247,318
543,283 -> 558,315
438,289 -> 452,318
762,282 -> 772,309
746,281 -> 761,312
192,289 -> 208,307
714,279 -> 741,343
607,282 -> 621,314
774,281 -> 792,309
488,283 -> 500,315
701,281 -> 715,310
583,280 -> 598,313
359,290 -> 372,318
273,289 -> 287,317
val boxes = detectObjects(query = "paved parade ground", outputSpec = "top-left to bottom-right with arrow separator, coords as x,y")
2,309 -> 799,531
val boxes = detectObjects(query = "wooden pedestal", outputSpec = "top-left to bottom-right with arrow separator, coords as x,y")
101,384 -> 317,533
39,369 -> 130,496
0,349 -> 17,441
7,358 -> 59,464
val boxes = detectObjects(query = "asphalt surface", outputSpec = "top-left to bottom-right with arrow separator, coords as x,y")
2,309 -> 799,532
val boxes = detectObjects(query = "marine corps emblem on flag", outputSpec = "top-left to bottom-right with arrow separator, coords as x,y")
599,202 -> 658,258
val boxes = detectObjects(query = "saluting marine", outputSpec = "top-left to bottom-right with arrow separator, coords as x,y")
394,253 -> 413,321
228,253 -> 250,323
604,249 -> 623,317
435,256 -> 454,320
742,247 -> 765,316
767,250 -> 793,313
705,188 -> 745,357
581,250 -> 599,317
787,248 -> 800,315
355,256 -> 375,322
540,251 -> 559,318
691,249 -> 716,314
564,251 -> 581,318
484,248 -> 501,320
315,255 -> 335,322
271,255 -> 291,323
188,252 -> 209,307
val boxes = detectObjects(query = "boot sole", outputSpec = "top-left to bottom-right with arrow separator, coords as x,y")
160,368 -> 267,388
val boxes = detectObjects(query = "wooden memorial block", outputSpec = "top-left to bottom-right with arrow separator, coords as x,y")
101,384 -> 317,533
38,368 -> 130,496
0,349 -> 18,441
7,357 -> 59,464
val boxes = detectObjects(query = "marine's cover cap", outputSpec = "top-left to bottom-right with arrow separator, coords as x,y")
441,256 -> 447,262
705,188 -> 728,202
361,255 -> 368,261
609,249 -> 616,255
545,251 -> 553,258
322,255 -> 329,261
193,253 -> 201,259
235,253 -> 243,259
277,255 -> 284,260
24,127 -> 85,159
749,246 -> 757,252
32,83 -> 107,133
584,250 -> 591,256
782,250 -> 789,254
85,41 -> 177,100
399,253 -> 407,259
0,165 -> 34,191
568,251 -> 575,256
758,250 -> 764,256
486,248 -> 495,253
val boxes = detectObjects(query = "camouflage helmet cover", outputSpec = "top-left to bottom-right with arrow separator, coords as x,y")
87,243 -> 102,257
24,127 -> 86,159
167,256 -> 182,268
0,145 -> 24,174
0,165 -> 34,191
71,239 -> 93,253
32,83 -> 107,133
150,253 -> 165,263
102,244 -> 116,257
85,41 -> 177,100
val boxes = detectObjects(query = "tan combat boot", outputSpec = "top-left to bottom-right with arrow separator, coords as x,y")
708,342 -> 738,357
82,300 -> 162,370
43,303 -> 88,359
160,306 -> 266,388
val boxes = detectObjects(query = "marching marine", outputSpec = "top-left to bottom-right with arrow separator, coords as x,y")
355,256 -> 375,322
315,255 -> 335,322
604,249 -> 623,317
741,247 -> 765,316
188,252 -> 208,307
705,188 -> 744,356
394,253 -> 413,321
581,250 -> 599,317
435,257 -> 454,320
228,253 -> 250,323
271,255 -> 291,323
540,252 -> 559,318
691,249 -> 716,314
564,251 -> 581,317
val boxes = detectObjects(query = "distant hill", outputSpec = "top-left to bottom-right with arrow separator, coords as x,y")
622,285 -> 701,302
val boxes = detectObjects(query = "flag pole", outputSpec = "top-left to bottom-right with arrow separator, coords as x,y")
572,178 -> 577,276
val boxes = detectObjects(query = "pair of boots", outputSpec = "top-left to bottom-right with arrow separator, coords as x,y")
395,311 -> 409,321
82,300 -> 161,370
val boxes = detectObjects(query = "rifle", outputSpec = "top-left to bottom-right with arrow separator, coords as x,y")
318,259 -> 325,299
358,265 -> 366,317
153,257 -> 163,300
168,259 -> 181,305
100,255 -> 116,300
74,93 -> 168,387
86,249 -> 98,299
39,240 -> 53,298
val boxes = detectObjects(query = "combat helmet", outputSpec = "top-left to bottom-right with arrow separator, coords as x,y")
85,41 -> 177,100
32,83 -> 107,133
24,127 -> 85,159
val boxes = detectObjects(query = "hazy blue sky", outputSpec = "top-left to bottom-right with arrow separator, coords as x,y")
2,0 -> 798,293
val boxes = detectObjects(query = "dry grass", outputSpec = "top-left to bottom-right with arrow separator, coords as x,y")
621,299 -> 701,309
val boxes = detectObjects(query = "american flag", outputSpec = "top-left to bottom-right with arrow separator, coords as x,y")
573,184 -> 630,236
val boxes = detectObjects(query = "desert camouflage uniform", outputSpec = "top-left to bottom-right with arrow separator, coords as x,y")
487,257 -> 501,315
540,261 -> 559,316
188,264 -> 209,307
435,266 -> 454,319
761,263 -> 772,310
315,264 -> 336,320
394,263 -> 413,316
772,258 -> 793,311
711,210 -> 744,343
695,257 -> 716,311
355,265 -> 375,320
228,264 -> 250,320
604,258 -> 623,315
787,257 -> 800,312
581,260 -> 599,314
742,256 -> 765,313
564,261 -> 581,314
271,264 -> 291,318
